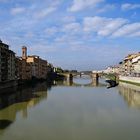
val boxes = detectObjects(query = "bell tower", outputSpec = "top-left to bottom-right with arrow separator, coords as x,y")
22,46 -> 27,59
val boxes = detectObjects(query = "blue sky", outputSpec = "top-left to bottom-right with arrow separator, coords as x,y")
0,0 -> 140,70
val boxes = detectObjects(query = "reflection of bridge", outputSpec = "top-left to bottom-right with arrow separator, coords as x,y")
64,80 -> 106,87
61,71 -> 97,77
53,78 -> 106,87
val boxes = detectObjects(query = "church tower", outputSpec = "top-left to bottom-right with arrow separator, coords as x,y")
22,46 -> 27,59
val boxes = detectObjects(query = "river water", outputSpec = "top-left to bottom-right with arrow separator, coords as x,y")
0,77 -> 140,140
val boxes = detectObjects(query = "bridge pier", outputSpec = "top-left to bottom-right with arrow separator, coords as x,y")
64,74 -> 73,86
65,73 -> 73,82
91,73 -> 99,86
69,74 -> 73,81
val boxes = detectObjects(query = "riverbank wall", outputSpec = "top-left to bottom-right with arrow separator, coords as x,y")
119,76 -> 140,86
0,72 -> 64,91
0,80 -> 18,90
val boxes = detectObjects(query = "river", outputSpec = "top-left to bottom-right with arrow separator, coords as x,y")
0,76 -> 140,140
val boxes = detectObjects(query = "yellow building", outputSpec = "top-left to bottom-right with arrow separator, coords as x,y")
26,55 -> 48,79
132,55 -> 140,76
20,46 -> 48,80
119,52 -> 140,76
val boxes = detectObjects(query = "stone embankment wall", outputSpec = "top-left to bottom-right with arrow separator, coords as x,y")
0,80 -> 18,90
119,82 -> 140,92
119,76 -> 140,85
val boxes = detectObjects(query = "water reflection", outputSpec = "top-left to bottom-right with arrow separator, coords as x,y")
0,82 -> 49,131
119,82 -> 140,108
0,80 -> 140,140
0,120 -> 13,129
0,78 -> 105,130
53,78 -> 106,87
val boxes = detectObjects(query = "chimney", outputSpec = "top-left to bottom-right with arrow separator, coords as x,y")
22,46 -> 27,59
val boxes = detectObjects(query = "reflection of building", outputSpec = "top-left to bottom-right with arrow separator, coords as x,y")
0,40 -> 16,82
0,82 -> 48,132
119,82 -> 140,108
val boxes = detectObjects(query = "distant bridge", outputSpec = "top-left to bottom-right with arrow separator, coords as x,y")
58,71 -> 104,87
60,71 -> 102,78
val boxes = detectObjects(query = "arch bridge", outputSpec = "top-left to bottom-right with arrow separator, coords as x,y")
60,71 -> 103,85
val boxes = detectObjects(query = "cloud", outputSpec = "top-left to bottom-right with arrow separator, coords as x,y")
44,27 -> 58,36
33,0 -> 61,19
121,3 -> 140,11
61,16 -> 76,23
129,31 -> 140,37
112,23 -> 140,37
83,16 -> 140,38
83,16 -> 127,36
68,0 -> 104,12
24,32 -> 34,38
95,4 -> 116,13
11,7 -> 25,15
0,0 -> 8,2
62,22 -> 81,33
35,7 -> 57,19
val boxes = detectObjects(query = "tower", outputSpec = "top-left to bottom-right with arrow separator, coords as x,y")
22,46 -> 27,59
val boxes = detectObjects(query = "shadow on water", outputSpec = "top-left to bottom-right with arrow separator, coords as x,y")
0,78 -> 116,133
119,82 -> 140,109
105,80 -> 118,89
0,81 -> 54,133
0,81 -> 54,110
0,120 -> 13,130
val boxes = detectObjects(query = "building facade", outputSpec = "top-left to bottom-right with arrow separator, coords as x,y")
119,53 -> 140,77
132,55 -> 140,77
26,56 -> 48,79
19,46 -> 49,80
0,40 -> 16,82
15,57 -> 32,80
104,66 -> 120,74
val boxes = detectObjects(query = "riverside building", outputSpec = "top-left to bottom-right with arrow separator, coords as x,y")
20,46 -> 49,80
0,40 -> 16,82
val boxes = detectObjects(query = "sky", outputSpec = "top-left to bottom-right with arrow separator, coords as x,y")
0,0 -> 140,70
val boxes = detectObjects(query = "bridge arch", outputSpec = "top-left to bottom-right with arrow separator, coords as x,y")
60,72 -> 100,85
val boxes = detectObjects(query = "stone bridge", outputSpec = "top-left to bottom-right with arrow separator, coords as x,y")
59,71 -> 103,85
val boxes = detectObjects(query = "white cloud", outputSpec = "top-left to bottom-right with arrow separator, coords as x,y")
24,32 -> 34,38
11,7 -> 25,15
83,16 -> 140,38
129,31 -> 140,37
35,7 -> 57,19
83,16 -> 127,36
68,0 -> 104,12
45,27 -> 58,36
62,22 -> 81,33
62,16 -> 76,23
34,0 -> 61,19
95,4 -> 116,13
112,23 -> 140,37
121,3 -> 140,11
